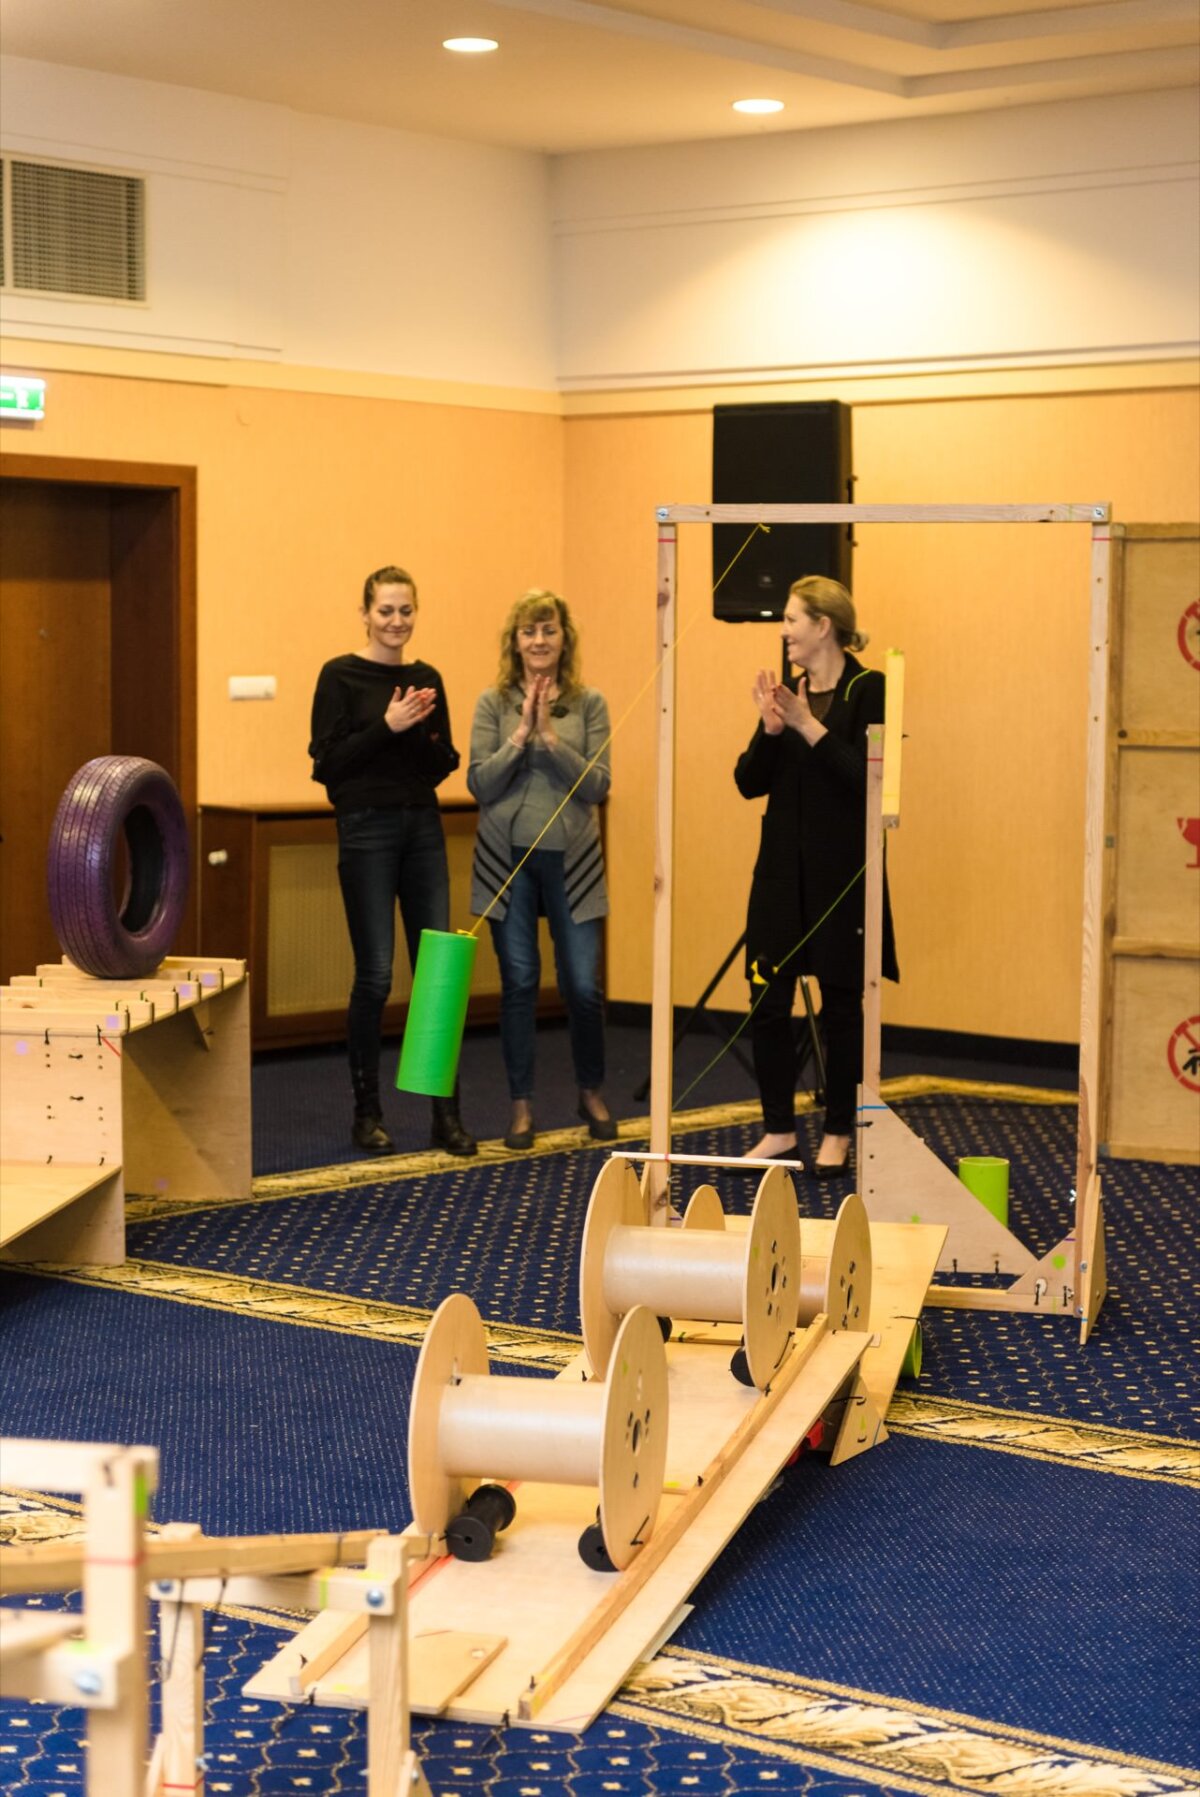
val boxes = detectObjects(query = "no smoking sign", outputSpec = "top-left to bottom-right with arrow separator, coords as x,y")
1179,599 -> 1200,672
1167,1016 -> 1200,1093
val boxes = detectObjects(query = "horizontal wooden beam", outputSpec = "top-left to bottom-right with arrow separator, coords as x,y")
657,502 -> 1109,525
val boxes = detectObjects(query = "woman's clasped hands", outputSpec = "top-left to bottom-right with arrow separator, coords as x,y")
752,668 -> 819,740
384,685 -> 437,733
511,673 -> 559,749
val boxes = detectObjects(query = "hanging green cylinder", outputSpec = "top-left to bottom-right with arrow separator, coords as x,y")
396,930 -> 478,1097
956,1155 -> 1010,1228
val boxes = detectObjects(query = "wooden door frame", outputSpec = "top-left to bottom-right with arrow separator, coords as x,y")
1,452 -> 198,947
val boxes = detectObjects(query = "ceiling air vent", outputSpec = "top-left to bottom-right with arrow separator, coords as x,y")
8,158 -> 145,301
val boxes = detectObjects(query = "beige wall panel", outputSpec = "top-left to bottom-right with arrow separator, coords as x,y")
1118,535 -> 1200,734
566,386 -> 1200,1039
1107,955 -> 1200,1158
9,371 -> 564,811
1114,748 -> 1200,944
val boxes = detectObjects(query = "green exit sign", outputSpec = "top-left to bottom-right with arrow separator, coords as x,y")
0,376 -> 47,420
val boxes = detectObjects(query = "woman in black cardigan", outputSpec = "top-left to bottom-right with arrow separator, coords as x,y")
735,576 -> 897,1174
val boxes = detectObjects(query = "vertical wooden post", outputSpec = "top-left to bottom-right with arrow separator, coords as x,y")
154,1523 -> 205,1796
83,1446 -> 152,1795
648,517 -> 678,1215
364,1535 -> 430,1797
1075,520 -> 1114,1340
862,723 -> 885,1100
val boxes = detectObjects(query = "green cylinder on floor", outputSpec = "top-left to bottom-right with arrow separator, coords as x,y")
901,1321 -> 923,1380
395,929 -> 478,1097
957,1155 -> 1010,1227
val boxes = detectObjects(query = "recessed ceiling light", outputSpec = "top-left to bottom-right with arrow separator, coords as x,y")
443,36 -> 499,53
732,98 -> 784,114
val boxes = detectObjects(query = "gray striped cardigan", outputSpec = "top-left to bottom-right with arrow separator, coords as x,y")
467,685 -> 611,924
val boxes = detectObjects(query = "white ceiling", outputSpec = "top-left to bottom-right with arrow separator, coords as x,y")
1,0 -> 1196,153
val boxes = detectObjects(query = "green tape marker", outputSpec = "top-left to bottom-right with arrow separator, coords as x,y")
957,1155 -> 1009,1228
396,930 -> 478,1097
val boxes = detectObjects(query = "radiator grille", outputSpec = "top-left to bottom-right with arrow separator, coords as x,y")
8,158 -> 145,300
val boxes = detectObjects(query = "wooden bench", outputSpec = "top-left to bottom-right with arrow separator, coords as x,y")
0,956 -> 251,1266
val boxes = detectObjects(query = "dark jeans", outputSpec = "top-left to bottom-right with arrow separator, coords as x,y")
489,849 -> 604,1101
751,972 -> 862,1137
337,805 -> 449,1110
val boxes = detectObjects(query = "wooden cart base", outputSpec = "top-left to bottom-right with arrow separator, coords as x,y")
247,1217 -> 945,1732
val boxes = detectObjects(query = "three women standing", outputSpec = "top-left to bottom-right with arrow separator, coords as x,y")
309,566 -> 476,1157
468,590 -> 615,1151
735,576 -> 897,1173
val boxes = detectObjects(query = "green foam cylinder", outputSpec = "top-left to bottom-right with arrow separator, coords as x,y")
901,1321 -> 923,1380
396,929 -> 478,1098
957,1155 -> 1010,1228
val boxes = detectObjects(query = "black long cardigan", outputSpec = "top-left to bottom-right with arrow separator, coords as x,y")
734,653 -> 899,991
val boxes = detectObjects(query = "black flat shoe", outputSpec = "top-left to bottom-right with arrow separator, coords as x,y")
577,1103 -> 618,1142
504,1126 -> 536,1151
811,1155 -> 852,1180
352,1113 -> 395,1153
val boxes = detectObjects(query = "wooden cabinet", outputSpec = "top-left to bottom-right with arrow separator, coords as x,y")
197,803 -> 568,1050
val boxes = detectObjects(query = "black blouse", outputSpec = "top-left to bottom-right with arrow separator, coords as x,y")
309,654 -> 460,814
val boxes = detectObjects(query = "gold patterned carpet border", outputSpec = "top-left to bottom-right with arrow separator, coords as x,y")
615,1648 -> 1200,1797
124,1076 -> 1076,1219
17,1260 -> 1199,1489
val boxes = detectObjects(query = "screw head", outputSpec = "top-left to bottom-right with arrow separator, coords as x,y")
1092,505 -> 1106,521
656,506 -> 669,520
74,1670 -> 103,1697
156,1580 -> 173,1594
365,1586 -> 385,1609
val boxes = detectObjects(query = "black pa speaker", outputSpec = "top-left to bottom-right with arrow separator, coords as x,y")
712,401 -> 853,621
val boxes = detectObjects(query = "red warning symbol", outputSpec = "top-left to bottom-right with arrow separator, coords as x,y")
1167,1016 -> 1200,1093
1179,600 -> 1200,671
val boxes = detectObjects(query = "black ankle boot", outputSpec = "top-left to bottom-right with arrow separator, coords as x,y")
352,1110 -> 395,1153
430,1098 -> 477,1157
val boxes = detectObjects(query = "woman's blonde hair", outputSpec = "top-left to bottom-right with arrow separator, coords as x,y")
495,589 -> 581,698
789,575 -> 869,653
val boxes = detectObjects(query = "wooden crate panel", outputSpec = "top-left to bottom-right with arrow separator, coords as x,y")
1114,747 -> 1200,941
1118,533 -> 1200,734
1107,955 -> 1200,1159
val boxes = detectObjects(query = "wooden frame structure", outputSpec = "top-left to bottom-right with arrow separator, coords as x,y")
649,503 -> 1113,1342
0,1438 -> 434,1797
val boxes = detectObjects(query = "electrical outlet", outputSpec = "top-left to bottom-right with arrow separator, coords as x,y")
228,675 -> 276,701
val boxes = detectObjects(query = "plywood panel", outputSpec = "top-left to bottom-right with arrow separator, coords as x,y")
1118,533 -> 1200,735
1108,955 -> 1200,1159
1115,747 -> 1200,943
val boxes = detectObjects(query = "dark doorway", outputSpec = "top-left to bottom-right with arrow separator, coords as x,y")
0,455 -> 197,984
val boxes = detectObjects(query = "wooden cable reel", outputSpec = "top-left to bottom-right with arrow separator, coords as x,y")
580,1159 -> 800,1390
408,1293 -> 668,1572
796,1189 -> 872,1332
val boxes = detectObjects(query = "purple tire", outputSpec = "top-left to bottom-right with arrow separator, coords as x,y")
47,756 -> 191,978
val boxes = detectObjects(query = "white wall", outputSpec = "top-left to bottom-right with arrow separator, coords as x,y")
550,90 -> 1200,388
0,56 -> 558,389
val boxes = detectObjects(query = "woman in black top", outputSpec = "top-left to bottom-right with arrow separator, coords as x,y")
735,576 -> 897,1175
309,566 -> 476,1156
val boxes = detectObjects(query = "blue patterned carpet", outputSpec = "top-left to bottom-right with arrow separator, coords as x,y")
2,1086 -> 1198,1795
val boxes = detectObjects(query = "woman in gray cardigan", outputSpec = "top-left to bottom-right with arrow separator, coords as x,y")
468,590 -> 614,1151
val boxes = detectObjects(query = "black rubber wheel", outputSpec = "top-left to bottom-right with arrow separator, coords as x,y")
577,1521 -> 617,1573
47,756 -> 190,979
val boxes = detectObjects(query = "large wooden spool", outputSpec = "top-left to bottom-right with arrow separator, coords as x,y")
580,1159 -> 800,1390
408,1293 -> 668,1572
